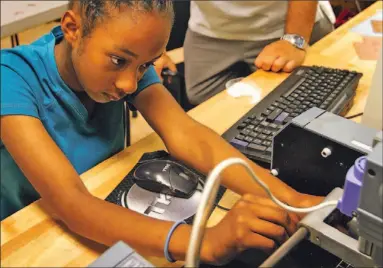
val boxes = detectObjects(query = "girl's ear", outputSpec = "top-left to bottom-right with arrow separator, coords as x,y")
61,10 -> 82,47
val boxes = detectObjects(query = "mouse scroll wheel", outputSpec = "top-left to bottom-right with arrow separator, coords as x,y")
179,172 -> 190,180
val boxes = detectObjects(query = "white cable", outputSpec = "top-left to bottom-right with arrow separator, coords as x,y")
186,158 -> 339,267
215,158 -> 339,213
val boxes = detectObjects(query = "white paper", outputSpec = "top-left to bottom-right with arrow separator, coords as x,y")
226,81 -> 262,104
350,10 -> 383,37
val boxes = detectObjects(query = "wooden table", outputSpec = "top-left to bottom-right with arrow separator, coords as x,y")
0,1 -> 68,38
1,2 -> 382,267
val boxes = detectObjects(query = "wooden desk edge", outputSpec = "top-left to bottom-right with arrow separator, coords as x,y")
1,2 -> 381,267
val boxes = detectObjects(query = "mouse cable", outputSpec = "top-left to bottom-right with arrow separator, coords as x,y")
205,158 -> 338,214
215,204 -> 231,211
197,181 -> 231,212
345,112 -> 363,119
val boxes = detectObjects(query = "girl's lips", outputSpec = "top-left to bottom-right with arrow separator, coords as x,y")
104,93 -> 121,101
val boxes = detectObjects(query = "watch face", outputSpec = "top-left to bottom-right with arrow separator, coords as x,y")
282,34 -> 305,49
295,37 -> 304,48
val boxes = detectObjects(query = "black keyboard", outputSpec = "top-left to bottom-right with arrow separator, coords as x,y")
222,65 -> 362,167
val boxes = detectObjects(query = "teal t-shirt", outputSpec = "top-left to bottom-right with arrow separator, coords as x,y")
0,26 -> 160,220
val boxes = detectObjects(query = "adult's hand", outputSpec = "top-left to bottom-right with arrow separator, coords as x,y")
254,40 -> 306,73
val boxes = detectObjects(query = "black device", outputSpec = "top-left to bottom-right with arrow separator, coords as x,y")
271,107 -> 377,196
222,65 -> 362,167
133,159 -> 199,199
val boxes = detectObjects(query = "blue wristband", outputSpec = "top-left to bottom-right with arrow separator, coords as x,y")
164,220 -> 186,263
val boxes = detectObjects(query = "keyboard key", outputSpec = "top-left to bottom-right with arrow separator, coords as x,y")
253,138 -> 263,145
284,117 -> 294,123
230,138 -> 248,150
272,101 -> 280,107
258,134 -> 268,140
266,135 -> 274,141
265,147 -> 273,155
280,99 -> 291,105
262,140 -> 272,147
282,76 -> 305,97
240,129 -> 250,136
247,125 -> 255,130
254,126 -> 264,133
237,123 -> 247,130
262,129 -> 272,135
262,109 -> 272,116
244,136 -> 254,143
247,143 -> 267,152
267,108 -> 283,121
235,134 -> 245,140
260,121 -> 269,127
275,112 -> 289,124
279,104 -> 287,110
249,131 -> 258,138
268,123 -> 279,130
256,115 -> 266,121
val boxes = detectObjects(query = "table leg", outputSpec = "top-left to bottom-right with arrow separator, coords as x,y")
10,34 -> 20,47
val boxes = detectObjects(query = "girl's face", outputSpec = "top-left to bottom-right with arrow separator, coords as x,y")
69,9 -> 172,103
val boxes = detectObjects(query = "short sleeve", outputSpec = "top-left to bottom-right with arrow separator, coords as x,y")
1,66 -> 39,119
124,65 -> 161,111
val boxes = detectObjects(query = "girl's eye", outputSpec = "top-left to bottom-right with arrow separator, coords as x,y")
141,61 -> 155,69
110,56 -> 125,66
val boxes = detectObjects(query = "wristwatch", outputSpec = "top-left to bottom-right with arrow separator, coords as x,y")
280,34 -> 307,50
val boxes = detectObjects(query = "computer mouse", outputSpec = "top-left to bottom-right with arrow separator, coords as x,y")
133,160 -> 199,199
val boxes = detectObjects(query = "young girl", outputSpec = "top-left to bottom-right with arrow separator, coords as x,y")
1,0 -> 321,265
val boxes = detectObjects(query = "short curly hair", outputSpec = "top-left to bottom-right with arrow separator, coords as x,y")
69,0 -> 174,37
